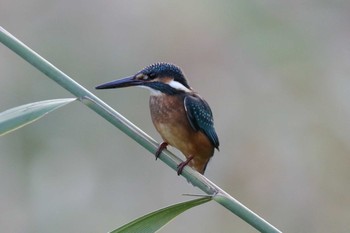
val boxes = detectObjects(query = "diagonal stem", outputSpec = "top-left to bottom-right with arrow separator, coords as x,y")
0,26 -> 282,233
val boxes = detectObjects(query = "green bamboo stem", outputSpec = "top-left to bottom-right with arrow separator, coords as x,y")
0,26 -> 282,233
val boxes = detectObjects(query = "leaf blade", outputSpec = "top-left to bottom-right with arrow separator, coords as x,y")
0,98 -> 76,136
111,197 -> 212,233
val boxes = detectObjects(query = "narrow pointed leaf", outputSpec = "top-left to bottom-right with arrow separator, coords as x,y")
0,98 -> 76,136
110,197 -> 212,233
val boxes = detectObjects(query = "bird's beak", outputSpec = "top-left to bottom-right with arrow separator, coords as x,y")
95,76 -> 143,89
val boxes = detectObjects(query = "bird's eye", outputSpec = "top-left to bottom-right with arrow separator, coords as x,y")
148,73 -> 157,79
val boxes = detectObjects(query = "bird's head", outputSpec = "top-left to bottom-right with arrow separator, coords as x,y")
95,63 -> 192,95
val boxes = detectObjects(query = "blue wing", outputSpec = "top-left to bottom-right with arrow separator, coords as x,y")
184,95 -> 219,149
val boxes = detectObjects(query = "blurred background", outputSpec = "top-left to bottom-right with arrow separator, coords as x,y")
1,1 -> 350,232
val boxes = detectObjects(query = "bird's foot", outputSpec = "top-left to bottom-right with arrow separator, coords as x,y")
177,155 -> 194,175
155,142 -> 168,160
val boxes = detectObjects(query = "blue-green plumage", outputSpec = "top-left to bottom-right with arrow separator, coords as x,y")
184,95 -> 219,149
140,63 -> 191,89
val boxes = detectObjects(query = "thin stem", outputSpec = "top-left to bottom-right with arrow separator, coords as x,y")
0,26 -> 282,233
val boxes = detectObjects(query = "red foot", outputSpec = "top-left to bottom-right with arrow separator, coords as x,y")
155,142 -> 168,160
177,155 -> 194,175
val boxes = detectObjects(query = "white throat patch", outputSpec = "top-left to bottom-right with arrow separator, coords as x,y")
138,86 -> 163,96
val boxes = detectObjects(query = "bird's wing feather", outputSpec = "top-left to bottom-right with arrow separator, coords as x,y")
184,95 -> 219,149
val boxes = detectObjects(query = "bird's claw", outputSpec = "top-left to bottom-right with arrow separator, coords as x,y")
176,155 -> 194,175
155,142 -> 168,160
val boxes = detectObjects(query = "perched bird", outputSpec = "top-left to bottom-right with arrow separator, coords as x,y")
96,63 -> 219,175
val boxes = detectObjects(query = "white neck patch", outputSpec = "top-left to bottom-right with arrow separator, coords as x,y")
167,80 -> 191,92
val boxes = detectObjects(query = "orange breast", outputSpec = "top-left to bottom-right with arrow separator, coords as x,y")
149,95 -> 214,174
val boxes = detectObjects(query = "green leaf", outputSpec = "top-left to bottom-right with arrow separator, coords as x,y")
0,98 -> 76,136
110,197 -> 212,233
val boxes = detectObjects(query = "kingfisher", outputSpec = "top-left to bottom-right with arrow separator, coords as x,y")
95,63 -> 219,175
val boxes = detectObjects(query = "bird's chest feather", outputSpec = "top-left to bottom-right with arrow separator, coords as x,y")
149,95 -> 192,144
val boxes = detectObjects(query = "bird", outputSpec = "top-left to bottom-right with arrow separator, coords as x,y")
95,62 -> 219,175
